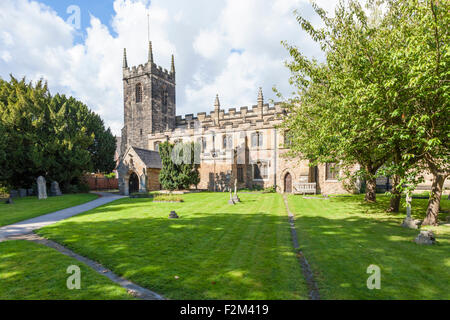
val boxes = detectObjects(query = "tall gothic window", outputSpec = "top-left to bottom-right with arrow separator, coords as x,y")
251,132 -> 263,147
222,135 -> 233,150
326,163 -> 339,180
135,83 -> 143,103
162,90 -> 168,113
154,141 -> 161,152
197,137 -> 207,152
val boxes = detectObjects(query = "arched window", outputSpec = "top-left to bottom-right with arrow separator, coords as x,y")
251,132 -> 263,147
154,141 -> 161,152
197,137 -> 207,152
135,83 -> 143,103
162,89 -> 168,113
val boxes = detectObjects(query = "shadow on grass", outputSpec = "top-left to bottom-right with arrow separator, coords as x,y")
288,195 -> 450,300
37,210 -> 308,300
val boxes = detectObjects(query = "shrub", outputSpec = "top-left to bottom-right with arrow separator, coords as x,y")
263,186 -> 276,193
153,193 -> 184,202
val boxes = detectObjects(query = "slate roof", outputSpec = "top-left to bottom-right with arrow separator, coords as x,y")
132,146 -> 162,169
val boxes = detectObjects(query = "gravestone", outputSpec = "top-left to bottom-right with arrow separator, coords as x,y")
5,197 -> 13,204
414,230 -> 436,245
169,211 -> 179,219
27,188 -> 34,196
233,178 -> 240,203
18,188 -> 27,198
402,192 -> 421,229
37,176 -> 47,200
50,181 -> 62,196
228,190 -> 235,205
9,190 -> 18,198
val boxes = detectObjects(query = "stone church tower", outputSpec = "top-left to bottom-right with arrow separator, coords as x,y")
120,42 -> 176,154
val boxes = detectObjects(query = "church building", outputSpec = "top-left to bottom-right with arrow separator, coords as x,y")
117,42 -> 357,196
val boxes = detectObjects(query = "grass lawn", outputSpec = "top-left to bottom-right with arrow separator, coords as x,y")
37,193 -> 308,300
288,194 -> 450,300
0,194 -> 98,227
0,240 -> 132,300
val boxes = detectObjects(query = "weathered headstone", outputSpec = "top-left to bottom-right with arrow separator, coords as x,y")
50,181 -> 62,196
9,190 -> 19,198
18,188 -> 27,198
5,197 -> 13,204
233,178 -> 240,203
228,190 -> 235,205
169,211 -> 179,219
402,192 -> 421,229
37,176 -> 47,200
414,230 -> 436,245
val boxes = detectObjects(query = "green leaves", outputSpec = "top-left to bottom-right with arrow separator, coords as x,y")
0,76 -> 116,189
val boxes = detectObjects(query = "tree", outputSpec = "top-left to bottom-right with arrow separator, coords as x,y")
279,0 -> 404,202
388,0 -> 449,225
0,76 -> 117,191
279,0 -> 448,214
159,142 -> 201,190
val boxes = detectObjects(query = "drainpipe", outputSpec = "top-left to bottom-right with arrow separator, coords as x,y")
273,129 -> 277,190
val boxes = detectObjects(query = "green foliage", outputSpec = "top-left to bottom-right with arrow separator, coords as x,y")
153,193 -> 184,202
158,142 -> 201,190
263,186 -> 276,193
279,0 -> 449,206
0,76 -> 116,189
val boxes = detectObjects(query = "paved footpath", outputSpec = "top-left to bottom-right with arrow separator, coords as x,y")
0,192 -> 125,241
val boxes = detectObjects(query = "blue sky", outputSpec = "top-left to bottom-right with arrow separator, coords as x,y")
0,0 -> 335,135
39,0 -> 118,42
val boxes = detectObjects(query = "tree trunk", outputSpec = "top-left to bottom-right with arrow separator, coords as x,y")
387,175 -> 401,213
423,173 -> 445,226
365,178 -> 377,202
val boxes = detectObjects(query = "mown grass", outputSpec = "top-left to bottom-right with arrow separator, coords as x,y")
287,194 -> 450,300
0,194 -> 98,227
0,240 -> 132,300
37,193 -> 308,300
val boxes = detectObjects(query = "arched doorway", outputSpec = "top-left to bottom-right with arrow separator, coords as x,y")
284,173 -> 292,193
129,172 -> 139,194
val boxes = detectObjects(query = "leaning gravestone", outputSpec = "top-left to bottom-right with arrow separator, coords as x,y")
50,181 -> 62,196
233,178 -> 240,203
18,188 -> 27,198
228,190 -> 235,205
37,176 -> 47,200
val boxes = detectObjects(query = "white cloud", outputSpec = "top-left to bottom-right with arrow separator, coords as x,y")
0,0 -> 340,135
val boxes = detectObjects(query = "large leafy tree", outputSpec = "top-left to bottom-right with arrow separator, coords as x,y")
0,76 -> 117,190
387,0 -> 449,225
280,0 -> 448,217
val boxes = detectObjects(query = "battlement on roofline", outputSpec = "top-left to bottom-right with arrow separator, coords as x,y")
168,100 -> 285,132
123,61 -> 174,81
